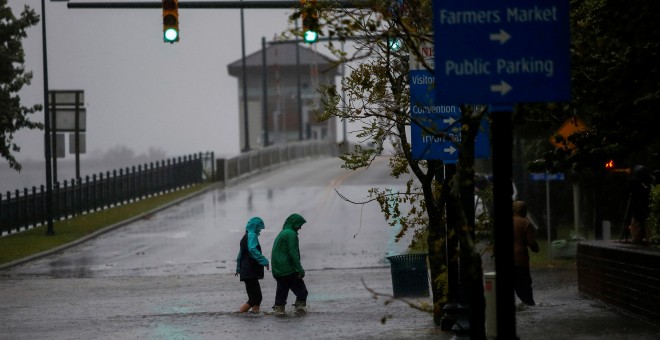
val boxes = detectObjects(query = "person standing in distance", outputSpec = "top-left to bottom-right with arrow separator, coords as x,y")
271,213 -> 308,315
628,165 -> 653,245
235,217 -> 269,313
512,200 -> 540,307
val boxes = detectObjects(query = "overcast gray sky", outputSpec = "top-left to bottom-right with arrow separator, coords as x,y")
8,0 -> 339,162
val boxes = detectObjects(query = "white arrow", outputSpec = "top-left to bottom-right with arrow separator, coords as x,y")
444,145 -> 457,155
490,80 -> 513,96
489,29 -> 511,45
443,117 -> 457,125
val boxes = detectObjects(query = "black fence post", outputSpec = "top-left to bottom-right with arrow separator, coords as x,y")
62,180 -> 69,219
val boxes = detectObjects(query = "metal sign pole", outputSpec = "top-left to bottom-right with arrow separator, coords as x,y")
491,107 -> 516,339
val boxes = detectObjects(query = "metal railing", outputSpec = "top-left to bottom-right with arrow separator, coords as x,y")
216,140 -> 337,184
0,152 -> 211,236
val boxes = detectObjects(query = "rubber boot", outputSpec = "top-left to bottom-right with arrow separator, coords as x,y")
294,300 -> 307,313
272,305 -> 285,315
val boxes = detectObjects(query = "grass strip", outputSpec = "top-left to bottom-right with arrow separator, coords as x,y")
0,183 -> 212,266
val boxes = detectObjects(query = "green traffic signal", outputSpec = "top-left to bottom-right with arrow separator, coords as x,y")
388,38 -> 402,51
162,0 -> 179,43
164,28 -> 179,43
303,30 -> 319,44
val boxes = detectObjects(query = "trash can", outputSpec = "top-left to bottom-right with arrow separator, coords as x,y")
386,254 -> 429,298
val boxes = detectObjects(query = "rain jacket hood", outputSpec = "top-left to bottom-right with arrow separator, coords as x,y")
282,213 -> 306,231
246,217 -> 265,235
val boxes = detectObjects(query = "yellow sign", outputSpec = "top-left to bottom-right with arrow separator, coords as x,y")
550,117 -> 587,149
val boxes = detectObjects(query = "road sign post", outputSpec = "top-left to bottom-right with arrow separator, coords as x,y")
432,1 -> 571,338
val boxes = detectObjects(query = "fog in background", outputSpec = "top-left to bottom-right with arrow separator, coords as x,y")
2,0 -> 357,192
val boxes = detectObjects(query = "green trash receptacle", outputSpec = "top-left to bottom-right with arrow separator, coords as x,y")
387,254 -> 429,298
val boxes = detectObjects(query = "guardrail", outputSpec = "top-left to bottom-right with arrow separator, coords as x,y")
216,140 -> 338,184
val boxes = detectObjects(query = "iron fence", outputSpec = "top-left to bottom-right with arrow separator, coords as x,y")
0,152 -> 212,235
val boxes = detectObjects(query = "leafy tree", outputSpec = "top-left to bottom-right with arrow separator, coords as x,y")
0,0 -> 42,171
289,1 -> 487,334
522,0 -> 660,236
528,0 -> 660,174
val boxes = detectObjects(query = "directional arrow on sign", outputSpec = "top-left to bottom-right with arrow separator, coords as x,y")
444,145 -> 457,155
443,117 -> 457,125
489,29 -> 511,45
491,81 -> 512,96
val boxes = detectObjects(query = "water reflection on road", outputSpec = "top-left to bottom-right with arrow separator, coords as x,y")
8,157 -> 412,278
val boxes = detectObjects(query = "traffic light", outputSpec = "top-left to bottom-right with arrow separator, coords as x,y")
604,159 -> 631,174
388,37 -> 402,51
162,0 -> 179,43
301,0 -> 319,44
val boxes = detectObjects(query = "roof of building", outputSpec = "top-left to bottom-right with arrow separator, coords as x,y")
227,43 -> 339,77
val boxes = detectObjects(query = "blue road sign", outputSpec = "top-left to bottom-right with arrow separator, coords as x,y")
432,0 -> 570,104
410,68 -> 461,161
410,68 -> 490,161
530,172 -> 565,181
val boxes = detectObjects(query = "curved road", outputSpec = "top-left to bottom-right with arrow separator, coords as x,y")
8,156 -> 411,278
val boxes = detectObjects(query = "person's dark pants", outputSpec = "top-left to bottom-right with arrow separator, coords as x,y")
243,278 -> 262,307
274,273 -> 308,306
514,266 -> 535,306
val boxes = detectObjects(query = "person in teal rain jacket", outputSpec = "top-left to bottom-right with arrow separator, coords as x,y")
235,217 -> 270,313
271,213 -> 308,314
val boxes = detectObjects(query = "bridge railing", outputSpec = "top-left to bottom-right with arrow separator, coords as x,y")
216,140 -> 337,184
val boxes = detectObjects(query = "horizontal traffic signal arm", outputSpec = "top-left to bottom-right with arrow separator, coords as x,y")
68,0 -> 371,9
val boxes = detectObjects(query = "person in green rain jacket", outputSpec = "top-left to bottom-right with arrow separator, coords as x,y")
235,217 -> 269,313
271,213 -> 308,314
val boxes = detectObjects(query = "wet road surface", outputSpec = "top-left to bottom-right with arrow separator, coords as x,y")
2,157 -> 660,339
5,157 -> 410,278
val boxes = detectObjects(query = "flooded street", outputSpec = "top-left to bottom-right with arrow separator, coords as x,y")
2,157 -> 659,339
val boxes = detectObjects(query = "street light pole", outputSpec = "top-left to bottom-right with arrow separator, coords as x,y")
240,0 -> 250,151
261,36 -> 269,147
41,0 -> 55,236
295,20 -> 303,141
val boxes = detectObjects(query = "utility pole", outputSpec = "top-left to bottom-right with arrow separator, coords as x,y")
41,0 -> 55,235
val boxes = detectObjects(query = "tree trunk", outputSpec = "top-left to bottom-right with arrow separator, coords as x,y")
424,163 -> 448,325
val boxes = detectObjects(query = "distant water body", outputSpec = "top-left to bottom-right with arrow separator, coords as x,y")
0,157 -> 165,195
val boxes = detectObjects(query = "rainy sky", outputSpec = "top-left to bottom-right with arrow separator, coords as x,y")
7,0 -> 341,162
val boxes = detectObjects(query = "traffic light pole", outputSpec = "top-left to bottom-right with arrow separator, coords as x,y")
68,1 -> 371,9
